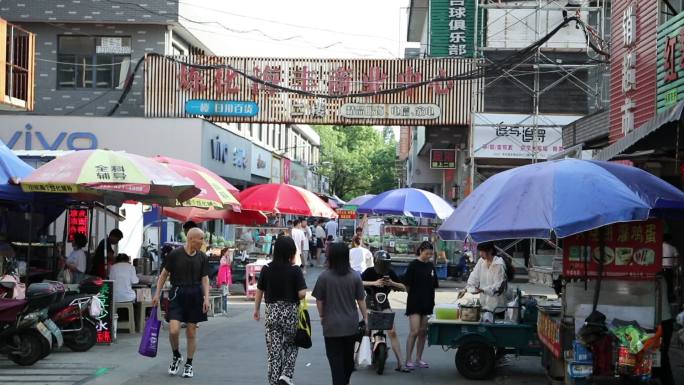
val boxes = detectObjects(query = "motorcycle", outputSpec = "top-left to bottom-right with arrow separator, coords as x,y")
366,292 -> 396,375
0,282 -> 63,365
49,277 -> 103,352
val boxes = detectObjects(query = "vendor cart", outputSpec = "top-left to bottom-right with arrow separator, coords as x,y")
232,226 -> 285,290
428,291 -> 542,380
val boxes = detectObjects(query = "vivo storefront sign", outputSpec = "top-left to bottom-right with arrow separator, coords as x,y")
202,125 -> 252,181
473,113 -> 581,159
251,144 -> 272,179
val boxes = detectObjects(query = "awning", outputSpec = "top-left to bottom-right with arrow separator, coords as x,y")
594,100 -> 684,161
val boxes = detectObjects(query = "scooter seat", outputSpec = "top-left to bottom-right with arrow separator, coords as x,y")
49,293 -> 92,313
0,298 -> 27,322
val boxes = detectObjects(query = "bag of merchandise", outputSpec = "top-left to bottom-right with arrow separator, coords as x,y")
295,300 -> 312,349
138,307 -> 161,357
357,336 -> 372,367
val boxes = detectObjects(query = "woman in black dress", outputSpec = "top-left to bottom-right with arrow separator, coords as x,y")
403,241 -> 438,370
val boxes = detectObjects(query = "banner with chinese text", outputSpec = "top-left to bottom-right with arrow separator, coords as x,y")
67,207 -> 89,242
562,220 -> 663,280
429,0 -> 478,58
338,210 -> 357,220
145,55 -> 481,125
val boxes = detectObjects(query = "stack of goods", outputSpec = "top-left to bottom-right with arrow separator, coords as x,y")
610,320 -> 661,382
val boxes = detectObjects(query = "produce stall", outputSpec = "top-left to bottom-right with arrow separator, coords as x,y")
381,224 -> 436,277
232,226 -> 286,289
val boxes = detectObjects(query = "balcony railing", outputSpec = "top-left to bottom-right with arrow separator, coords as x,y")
0,19 -> 34,111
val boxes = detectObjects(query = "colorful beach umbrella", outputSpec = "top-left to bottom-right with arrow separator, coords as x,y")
357,188 -> 454,219
21,150 -> 199,204
238,183 -> 338,218
437,159 -> 684,242
152,156 -> 240,210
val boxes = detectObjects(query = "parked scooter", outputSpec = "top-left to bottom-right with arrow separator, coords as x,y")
49,277 -> 103,352
0,282 -> 63,365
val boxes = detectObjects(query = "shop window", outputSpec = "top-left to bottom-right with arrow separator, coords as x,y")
57,36 -> 132,89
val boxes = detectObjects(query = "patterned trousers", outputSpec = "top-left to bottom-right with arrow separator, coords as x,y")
265,301 -> 299,385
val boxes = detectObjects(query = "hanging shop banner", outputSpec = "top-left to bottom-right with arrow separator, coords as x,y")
657,11 -> 684,111
144,55 -> 481,126
250,144 -> 272,179
337,210 -> 357,220
306,169 -> 318,192
95,280 -> 114,344
429,0 -> 478,58
67,207 -> 89,242
282,158 -> 291,185
271,156 -> 282,184
562,219 -> 663,280
290,162 -> 307,188
473,113 -> 581,159
430,149 -> 457,169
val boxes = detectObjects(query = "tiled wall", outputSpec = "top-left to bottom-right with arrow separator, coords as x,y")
0,0 -> 178,24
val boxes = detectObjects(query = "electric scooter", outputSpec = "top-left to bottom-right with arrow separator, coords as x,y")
367,292 -> 395,375
49,277 -> 103,352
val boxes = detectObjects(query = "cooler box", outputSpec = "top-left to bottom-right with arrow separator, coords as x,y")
434,304 -> 459,320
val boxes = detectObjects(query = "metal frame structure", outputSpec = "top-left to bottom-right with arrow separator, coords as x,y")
469,0 -> 610,186
469,0 -> 610,262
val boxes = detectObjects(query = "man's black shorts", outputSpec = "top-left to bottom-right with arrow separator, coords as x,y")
167,286 -> 207,324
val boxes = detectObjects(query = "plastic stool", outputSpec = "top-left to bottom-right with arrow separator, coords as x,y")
115,302 -> 136,334
136,302 -> 161,332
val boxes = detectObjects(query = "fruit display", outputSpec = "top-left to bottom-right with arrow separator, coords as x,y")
382,225 -> 434,260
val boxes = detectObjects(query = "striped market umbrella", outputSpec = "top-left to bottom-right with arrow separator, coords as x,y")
152,156 -> 240,210
21,150 -> 199,204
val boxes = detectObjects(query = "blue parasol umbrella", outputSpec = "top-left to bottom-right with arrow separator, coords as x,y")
358,188 -> 454,219
347,194 -> 376,207
438,159 -> 684,242
0,140 -> 35,201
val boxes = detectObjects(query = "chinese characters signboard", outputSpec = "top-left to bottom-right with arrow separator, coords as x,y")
472,113 -> 579,159
67,208 -> 89,242
609,0 -> 658,142
95,280 -> 114,344
337,210 -> 357,220
429,0 -> 477,58
656,11 -> 684,111
430,149 -> 457,169
562,220 -> 663,280
144,56 -> 481,126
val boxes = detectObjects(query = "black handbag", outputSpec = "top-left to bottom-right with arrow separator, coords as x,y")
295,305 -> 312,349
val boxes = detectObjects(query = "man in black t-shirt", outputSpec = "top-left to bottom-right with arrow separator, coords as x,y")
360,251 -> 409,372
152,228 -> 210,379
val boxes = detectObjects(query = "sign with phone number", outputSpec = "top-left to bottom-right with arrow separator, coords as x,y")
562,220 -> 663,279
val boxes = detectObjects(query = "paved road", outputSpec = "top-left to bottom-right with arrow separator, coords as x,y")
3,268 -> 682,385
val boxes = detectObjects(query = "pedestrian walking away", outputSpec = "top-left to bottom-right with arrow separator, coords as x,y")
313,243 -> 368,385
404,241 -> 438,370
291,219 -> 306,271
315,219 -> 327,267
300,219 -> 312,269
349,236 -> 373,274
253,235 -> 307,385
152,228 -> 211,379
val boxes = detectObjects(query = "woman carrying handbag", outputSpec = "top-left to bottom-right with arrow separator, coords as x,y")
254,236 -> 307,385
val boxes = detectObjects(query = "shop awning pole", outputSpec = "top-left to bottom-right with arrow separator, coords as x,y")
25,200 -> 34,285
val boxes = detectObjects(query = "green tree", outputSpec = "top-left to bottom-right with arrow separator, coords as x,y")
314,125 -> 396,200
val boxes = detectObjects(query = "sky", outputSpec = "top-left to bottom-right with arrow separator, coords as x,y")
178,0 -> 415,59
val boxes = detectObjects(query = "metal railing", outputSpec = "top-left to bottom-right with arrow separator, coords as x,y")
5,22 -> 32,104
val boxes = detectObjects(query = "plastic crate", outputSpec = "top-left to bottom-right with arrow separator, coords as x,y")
436,264 -> 448,280
368,311 -> 395,330
573,340 -> 593,363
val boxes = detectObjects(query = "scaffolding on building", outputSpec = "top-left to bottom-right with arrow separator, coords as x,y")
470,0 -> 610,185
469,0 -> 611,270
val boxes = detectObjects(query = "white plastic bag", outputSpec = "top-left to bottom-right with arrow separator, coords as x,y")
89,296 -> 103,317
505,296 -> 519,323
356,336 -> 372,367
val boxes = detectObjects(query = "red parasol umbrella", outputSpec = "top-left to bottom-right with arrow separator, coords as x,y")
238,183 -> 337,218
163,207 -> 268,225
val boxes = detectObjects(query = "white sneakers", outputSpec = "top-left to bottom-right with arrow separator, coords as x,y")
168,355 -> 183,375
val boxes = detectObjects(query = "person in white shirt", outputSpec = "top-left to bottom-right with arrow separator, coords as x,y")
315,219 -> 327,266
663,234 -> 679,303
324,219 -> 338,241
65,233 -> 88,284
109,253 -> 139,303
349,236 -> 373,274
466,242 -> 507,320
301,219 -> 313,268
291,219 -> 307,273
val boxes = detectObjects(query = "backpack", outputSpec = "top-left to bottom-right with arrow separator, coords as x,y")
501,255 -> 515,282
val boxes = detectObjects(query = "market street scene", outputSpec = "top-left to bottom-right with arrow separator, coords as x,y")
1,1 -> 684,385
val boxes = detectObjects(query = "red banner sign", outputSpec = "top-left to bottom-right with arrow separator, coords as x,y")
337,210 -> 357,220
563,220 -> 663,279
67,208 -> 89,242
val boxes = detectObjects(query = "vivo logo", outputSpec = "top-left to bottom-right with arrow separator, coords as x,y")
4,124 -> 98,150
210,136 -> 229,164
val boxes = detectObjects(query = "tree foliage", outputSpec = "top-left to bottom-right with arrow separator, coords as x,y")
314,125 -> 397,200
